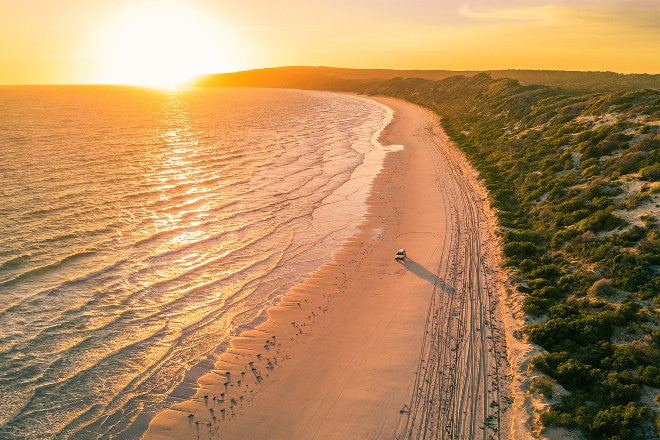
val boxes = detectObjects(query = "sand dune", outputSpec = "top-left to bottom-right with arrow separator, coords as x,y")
143,97 -> 518,439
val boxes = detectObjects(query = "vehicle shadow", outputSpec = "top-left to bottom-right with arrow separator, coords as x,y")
399,258 -> 457,295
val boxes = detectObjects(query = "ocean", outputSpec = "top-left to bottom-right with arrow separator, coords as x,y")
0,86 -> 393,439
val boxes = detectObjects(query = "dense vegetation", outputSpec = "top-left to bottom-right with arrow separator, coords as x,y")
357,74 -> 660,439
200,69 -> 660,438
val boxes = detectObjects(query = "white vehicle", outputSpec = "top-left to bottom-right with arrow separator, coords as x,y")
394,249 -> 406,260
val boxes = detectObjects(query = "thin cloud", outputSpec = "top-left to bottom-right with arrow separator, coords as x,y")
566,4 -> 660,32
458,3 -> 563,22
458,2 -> 659,36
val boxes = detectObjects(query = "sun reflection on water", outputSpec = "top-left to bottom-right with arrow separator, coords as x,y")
150,93 -> 209,252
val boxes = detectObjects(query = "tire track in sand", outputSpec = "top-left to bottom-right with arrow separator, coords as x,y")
398,108 -> 511,440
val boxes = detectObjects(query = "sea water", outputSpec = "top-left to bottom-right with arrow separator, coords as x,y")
0,86 -> 392,439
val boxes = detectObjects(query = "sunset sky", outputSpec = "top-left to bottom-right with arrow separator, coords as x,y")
0,0 -> 658,86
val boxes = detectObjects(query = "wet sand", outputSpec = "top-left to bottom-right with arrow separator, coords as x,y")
143,96 -> 514,439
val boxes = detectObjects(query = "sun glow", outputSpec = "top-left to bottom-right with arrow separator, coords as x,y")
100,2 -> 239,88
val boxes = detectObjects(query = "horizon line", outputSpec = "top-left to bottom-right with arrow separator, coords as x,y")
1,65 -> 660,87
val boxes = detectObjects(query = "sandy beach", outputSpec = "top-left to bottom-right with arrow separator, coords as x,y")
143,96 -> 515,439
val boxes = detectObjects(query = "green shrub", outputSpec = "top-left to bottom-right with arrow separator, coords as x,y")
555,359 -> 600,390
557,274 -> 578,293
608,151 -> 648,175
638,277 -> 660,300
539,407 -> 576,428
639,163 -> 660,181
530,264 -> 563,280
639,163 -> 660,182
599,373 -> 641,405
613,226 -> 648,245
610,342 -> 656,370
551,228 -> 581,249
522,294 -> 550,315
525,313 -> 616,351
503,241 -> 539,259
531,375 -> 556,397
504,229 -> 541,243
638,237 -> 660,264
548,303 -> 580,319
616,302 -> 641,323
604,252 -> 654,291
530,352 -> 570,375
589,404 -> 648,438
640,365 -> 660,387
578,210 -> 628,232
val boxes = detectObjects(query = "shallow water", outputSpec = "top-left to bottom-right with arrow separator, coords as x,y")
0,86 -> 392,439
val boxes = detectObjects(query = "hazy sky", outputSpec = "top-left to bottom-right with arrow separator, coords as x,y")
0,0 -> 658,85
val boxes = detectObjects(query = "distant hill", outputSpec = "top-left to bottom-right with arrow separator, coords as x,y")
195,66 -> 473,90
195,66 -> 660,92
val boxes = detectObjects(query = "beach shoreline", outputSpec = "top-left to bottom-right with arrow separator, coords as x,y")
143,96 -> 520,439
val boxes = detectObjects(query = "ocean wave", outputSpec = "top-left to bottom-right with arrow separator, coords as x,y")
0,87 -> 390,439
0,250 -> 97,291
0,253 -> 32,271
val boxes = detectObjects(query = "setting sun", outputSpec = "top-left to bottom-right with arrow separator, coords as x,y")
99,2 -> 240,88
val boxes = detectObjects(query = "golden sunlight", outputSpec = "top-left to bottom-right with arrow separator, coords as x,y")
101,2 -> 238,88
